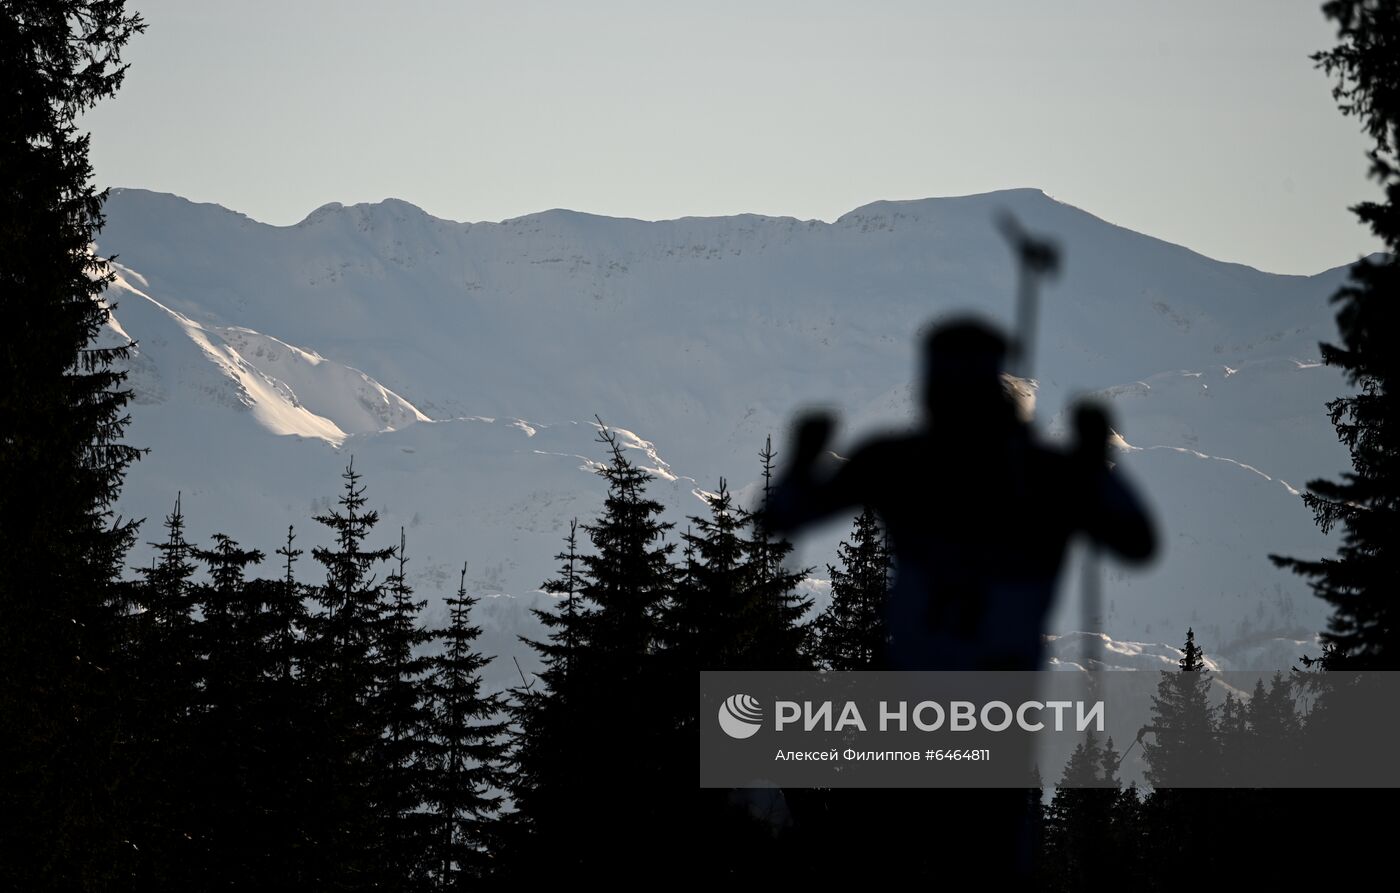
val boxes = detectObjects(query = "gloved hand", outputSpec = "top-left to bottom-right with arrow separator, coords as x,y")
790,411 -> 835,469
1071,400 -> 1112,466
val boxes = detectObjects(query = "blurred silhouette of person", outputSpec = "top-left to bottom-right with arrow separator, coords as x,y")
766,316 -> 1156,672
764,317 -> 1157,884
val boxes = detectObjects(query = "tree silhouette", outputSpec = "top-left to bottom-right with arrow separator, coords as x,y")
425,562 -> 508,887
1043,732 -> 1132,890
375,528 -> 437,887
506,422 -> 678,882
1142,629 -> 1218,787
504,521 -> 589,877
126,495 -> 203,883
303,458 -> 398,886
1,5 -> 146,880
1271,0 -> 1400,669
1138,629 -> 1221,880
812,506 -> 890,669
745,436 -> 814,668
190,532 -> 266,885
660,479 -> 755,668
199,526 -> 313,887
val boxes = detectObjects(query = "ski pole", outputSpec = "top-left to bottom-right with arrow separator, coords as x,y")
997,213 -> 1101,671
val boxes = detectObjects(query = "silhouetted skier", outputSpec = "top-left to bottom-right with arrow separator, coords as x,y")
766,317 -> 1157,885
766,317 -> 1156,672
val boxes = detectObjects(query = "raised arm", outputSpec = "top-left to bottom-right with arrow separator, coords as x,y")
762,412 -> 868,537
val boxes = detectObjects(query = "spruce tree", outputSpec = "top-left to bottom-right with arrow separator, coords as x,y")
524,519 -> 589,692
655,481 -> 794,871
1140,629 -> 1220,879
1,7 -> 146,882
1043,733 -> 1122,889
661,479 -> 754,668
575,423 -> 677,672
1215,689 -> 1252,786
745,436 -> 814,667
254,525 -> 315,884
813,506 -> 890,669
374,528 -> 436,888
137,494 -> 198,639
1141,629 -> 1218,788
304,459 -> 397,886
1270,0 -> 1400,669
127,495 -> 202,885
194,532 -> 265,705
1243,671 -> 1301,786
426,562 -> 508,887
190,532 -> 265,885
268,525 -> 307,682
504,520 -> 590,875
573,423 -> 678,843
507,422 -> 678,882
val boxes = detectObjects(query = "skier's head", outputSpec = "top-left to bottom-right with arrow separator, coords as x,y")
918,317 -> 1017,429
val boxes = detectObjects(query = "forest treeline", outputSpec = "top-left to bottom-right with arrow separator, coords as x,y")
53,427 -> 884,887
18,423 -> 1370,889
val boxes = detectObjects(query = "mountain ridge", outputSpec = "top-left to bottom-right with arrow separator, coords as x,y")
95,184 -> 1355,684
108,186 -> 1364,278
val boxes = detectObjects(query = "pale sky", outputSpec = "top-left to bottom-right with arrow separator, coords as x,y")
84,0 -> 1383,275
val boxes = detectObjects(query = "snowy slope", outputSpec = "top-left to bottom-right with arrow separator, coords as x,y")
95,187 -> 1361,675
105,265 -> 427,444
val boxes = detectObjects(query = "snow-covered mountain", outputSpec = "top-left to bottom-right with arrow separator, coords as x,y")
95,186 -> 1357,680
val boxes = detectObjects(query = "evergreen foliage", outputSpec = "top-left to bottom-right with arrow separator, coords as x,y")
812,506 -> 890,669
1272,0 -> 1400,669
